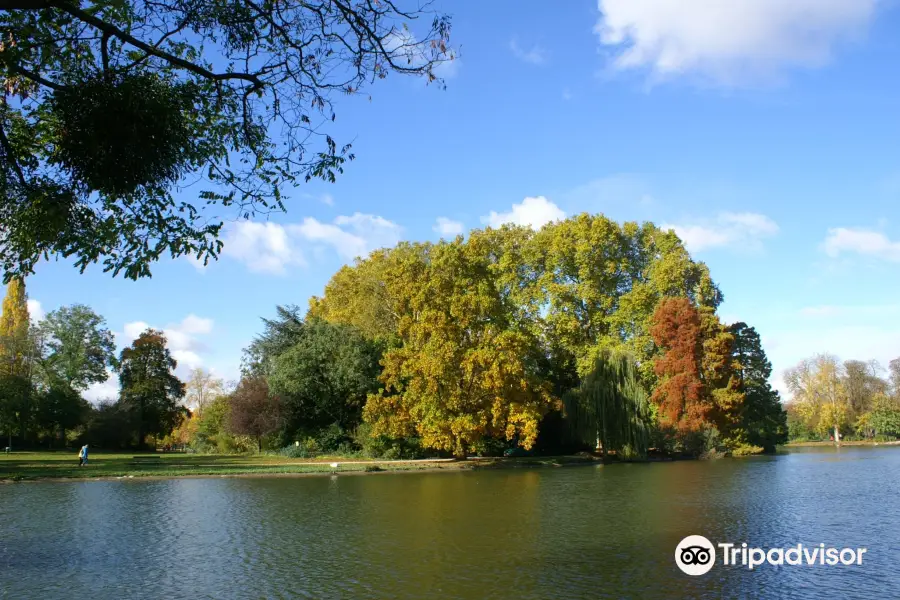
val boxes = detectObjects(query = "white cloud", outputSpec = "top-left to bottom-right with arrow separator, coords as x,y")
663,212 -> 779,252
822,228 -> 900,262
122,320 -> 150,341
119,315 -> 215,375
664,225 -> 732,250
27,299 -> 44,322
179,314 -> 213,335
171,350 -> 203,370
221,213 -> 402,273
292,213 -> 403,261
482,196 -> 566,231
164,316 -> 211,358
222,221 -> 305,275
434,217 -> 464,237
562,88 -> 573,101
291,219 -> 364,260
772,375 -> 791,403
595,0 -> 879,84
510,39 -> 548,65
84,370 -> 120,404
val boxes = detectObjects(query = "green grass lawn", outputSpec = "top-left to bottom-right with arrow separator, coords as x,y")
0,451 -> 598,482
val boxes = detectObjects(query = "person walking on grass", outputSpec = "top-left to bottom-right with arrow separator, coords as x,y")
78,444 -> 89,467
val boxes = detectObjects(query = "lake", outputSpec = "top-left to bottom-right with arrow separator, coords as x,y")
1,446 -> 898,599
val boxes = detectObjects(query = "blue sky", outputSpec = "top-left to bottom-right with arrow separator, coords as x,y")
22,0 -> 900,400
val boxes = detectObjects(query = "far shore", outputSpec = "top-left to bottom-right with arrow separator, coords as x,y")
5,442 -> 900,483
0,452 -> 606,483
783,440 -> 900,448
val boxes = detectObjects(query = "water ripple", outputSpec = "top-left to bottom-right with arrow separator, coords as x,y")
0,447 -> 898,599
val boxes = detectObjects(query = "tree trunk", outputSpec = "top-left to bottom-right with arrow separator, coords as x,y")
138,398 -> 145,450
834,423 -> 841,447
454,442 -> 467,460
597,432 -> 607,461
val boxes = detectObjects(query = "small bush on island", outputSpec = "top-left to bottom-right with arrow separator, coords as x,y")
730,444 -> 765,457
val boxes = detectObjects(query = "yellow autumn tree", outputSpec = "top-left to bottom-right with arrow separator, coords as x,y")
362,231 -> 557,457
785,354 -> 850,445
0,277 -> 31,377
308,243 -> 429,343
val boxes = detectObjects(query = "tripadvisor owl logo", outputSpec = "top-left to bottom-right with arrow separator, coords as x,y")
674,535 -> 868,575
675,535 -> 715,576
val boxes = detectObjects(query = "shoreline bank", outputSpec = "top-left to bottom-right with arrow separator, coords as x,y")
8,443 -> 898,483
783,440 -> 900,448
0,454 -> 604,483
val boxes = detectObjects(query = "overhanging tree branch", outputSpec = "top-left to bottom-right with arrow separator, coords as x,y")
47,0 -> 265,89
0,0 -> 46,8
0,0 -> 454,281
2,61 -> 66,91
0,119 -> 27,188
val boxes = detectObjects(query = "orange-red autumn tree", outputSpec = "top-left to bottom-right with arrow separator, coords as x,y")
649,297 -> 710,437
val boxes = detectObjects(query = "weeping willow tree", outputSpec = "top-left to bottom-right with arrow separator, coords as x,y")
564,350 -> 651,460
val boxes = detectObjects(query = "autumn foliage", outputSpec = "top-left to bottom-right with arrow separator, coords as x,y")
0,278 -> 30,377
649,297 -> 709,435
362,234 -> 556,458
298,216 -> 787,458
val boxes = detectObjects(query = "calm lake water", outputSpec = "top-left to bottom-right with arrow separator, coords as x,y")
1,447 -> 899,599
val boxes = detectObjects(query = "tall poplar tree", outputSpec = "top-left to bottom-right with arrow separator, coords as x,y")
0,278 -> 31,377
0,278 -> 33,447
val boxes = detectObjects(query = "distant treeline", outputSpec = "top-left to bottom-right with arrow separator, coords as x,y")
785,355 -> 900,443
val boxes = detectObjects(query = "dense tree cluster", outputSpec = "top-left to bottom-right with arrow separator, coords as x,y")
0,213 -> 800,457
283,213 -> 787,458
